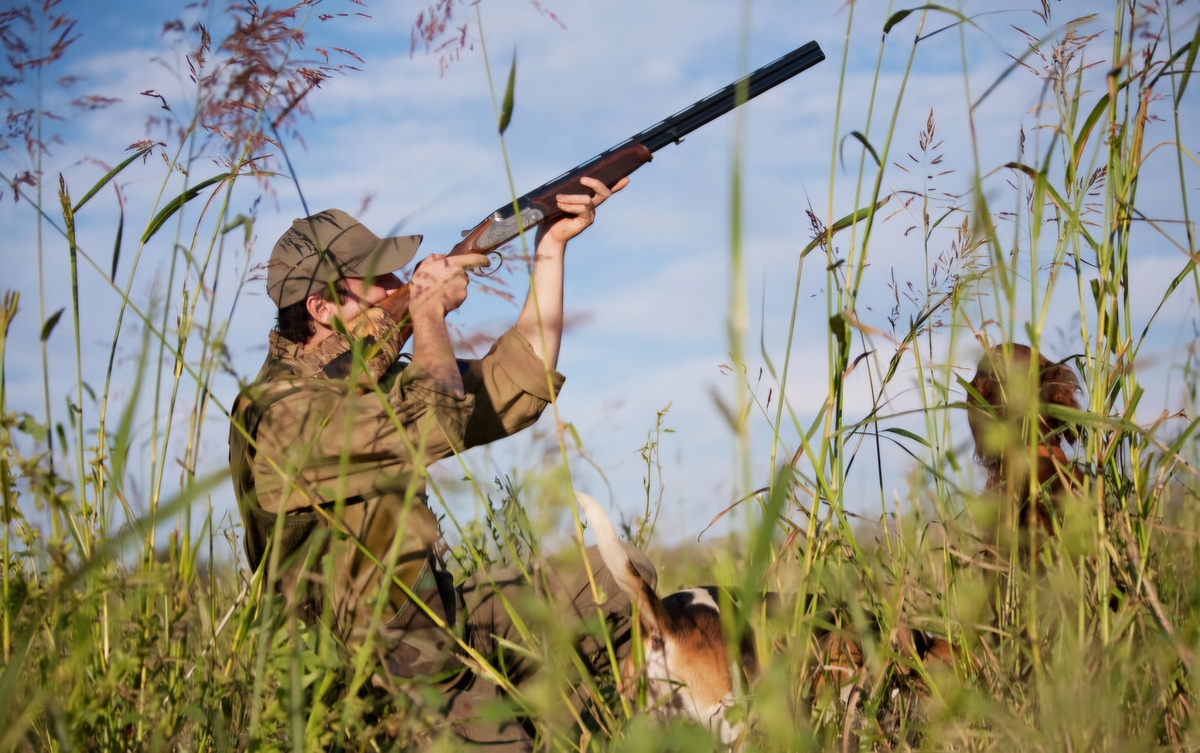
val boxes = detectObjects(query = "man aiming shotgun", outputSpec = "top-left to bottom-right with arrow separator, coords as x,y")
373,40 -> 825,349
229,40 -> 823,749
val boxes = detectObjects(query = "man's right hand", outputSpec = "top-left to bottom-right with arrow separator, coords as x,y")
408,252 -> 490,317
405,252 -> 488,398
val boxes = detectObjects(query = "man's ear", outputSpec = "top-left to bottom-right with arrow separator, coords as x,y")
306,294 -> 335,327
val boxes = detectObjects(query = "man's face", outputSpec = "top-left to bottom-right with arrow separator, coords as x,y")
328,272 -> 402,323
302,272 -> 404,345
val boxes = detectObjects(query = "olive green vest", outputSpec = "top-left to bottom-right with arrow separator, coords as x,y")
229,357 -> 317,571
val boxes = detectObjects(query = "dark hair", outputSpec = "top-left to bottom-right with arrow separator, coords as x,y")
275,299 -> 314,343
273,278 -> 353,344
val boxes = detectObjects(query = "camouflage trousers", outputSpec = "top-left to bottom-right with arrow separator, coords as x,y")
376,544 -> 658,751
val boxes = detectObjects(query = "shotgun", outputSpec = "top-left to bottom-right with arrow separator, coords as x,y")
379,40 -> 825,338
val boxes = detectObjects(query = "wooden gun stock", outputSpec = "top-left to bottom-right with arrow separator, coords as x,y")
450,143 -> 654,257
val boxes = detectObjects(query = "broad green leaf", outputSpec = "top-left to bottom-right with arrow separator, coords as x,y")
883,5 -> 968,35
111,211 -> 125,279
799,197 -> 889,259
883,8 -> 917,33
882,427 -> 930,448
842,130 -> 881,168
1177,34 -> 1199,105
499,51 -> 517,135
222,213 -> 253,244
72,144 -> 156,213
141,173 -> 231,244
40,308 -> 63,342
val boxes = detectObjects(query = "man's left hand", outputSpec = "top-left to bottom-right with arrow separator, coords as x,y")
537,175 -> 629,246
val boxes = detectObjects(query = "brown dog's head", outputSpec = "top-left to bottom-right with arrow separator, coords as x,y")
966,342 -> 1083,529
966,342 -> 1081,462
576,493 -> 746,745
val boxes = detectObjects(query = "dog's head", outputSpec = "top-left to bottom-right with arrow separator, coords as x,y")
966,342 -> 1082,466
576,493 -> 745,745
965,343 -> 1086,533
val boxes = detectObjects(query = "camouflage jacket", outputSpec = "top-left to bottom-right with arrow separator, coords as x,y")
228,309 -> 564,634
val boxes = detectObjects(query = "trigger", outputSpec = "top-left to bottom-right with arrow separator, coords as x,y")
478,252 -> 504,278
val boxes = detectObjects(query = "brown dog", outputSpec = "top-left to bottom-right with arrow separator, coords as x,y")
576,492 -> 749,743
966,342 -> 1084,534
576,493 -> 960,745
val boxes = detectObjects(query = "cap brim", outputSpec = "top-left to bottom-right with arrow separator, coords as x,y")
341,234 -> 423,280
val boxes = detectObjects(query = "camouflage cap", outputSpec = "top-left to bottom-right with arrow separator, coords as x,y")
267,209 -> 422,308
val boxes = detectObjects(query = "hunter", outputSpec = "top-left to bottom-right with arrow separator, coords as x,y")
229,177 -> 654,749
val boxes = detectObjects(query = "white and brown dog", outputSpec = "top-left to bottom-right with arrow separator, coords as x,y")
576,492 -> 961,746
576,492 -> 753,744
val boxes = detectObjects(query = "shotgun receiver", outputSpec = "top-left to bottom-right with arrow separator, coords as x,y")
379,40 -> 825,336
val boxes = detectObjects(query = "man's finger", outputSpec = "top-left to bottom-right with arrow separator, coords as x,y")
577,176 -> 609,198
449,253 -> 490,269
412,252 -> 444,270
607,176 -> 630,195
577,175 -> 628,203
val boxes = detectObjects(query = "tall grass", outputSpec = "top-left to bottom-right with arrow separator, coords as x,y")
3,1 -> 1200,751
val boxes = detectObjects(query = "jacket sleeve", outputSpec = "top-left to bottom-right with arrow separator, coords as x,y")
460,328 -> 566,449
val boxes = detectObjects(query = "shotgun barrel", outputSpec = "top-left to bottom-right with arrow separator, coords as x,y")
379,41 -> 826,345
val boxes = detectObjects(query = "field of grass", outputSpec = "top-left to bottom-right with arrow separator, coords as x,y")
4,1 -> 1200,751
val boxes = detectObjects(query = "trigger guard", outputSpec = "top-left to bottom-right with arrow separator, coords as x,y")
476,252 -> 504,278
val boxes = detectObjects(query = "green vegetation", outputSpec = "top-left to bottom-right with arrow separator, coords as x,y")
3,1 -> 1200,751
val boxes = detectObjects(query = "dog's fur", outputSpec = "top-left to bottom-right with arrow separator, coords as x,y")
577,492 -> 749,743
577,493 -> 959,745
570,344 -> 1080,741
966,342 -> 1084,534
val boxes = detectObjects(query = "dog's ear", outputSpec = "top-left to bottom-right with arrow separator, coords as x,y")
1038,358 -> 1082,445
968,343 -> 1083,453
576,492 -> 667,634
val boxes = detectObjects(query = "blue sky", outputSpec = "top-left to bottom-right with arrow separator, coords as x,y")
2,0 -> 1198,555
